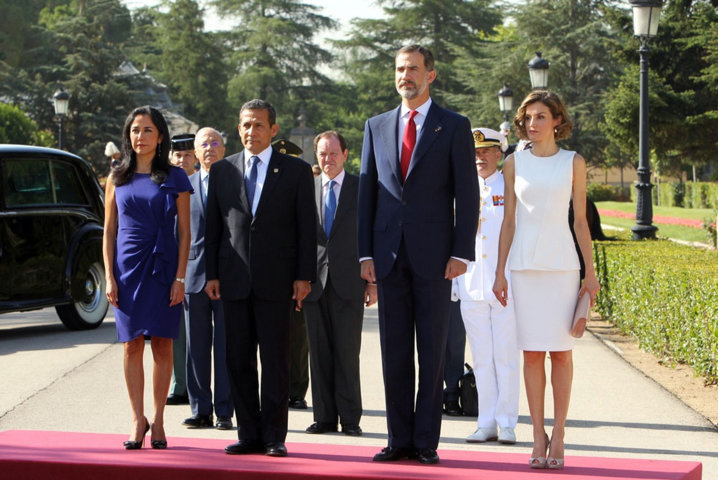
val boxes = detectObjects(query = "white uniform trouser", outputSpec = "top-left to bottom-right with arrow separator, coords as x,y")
460,299 -> 520,429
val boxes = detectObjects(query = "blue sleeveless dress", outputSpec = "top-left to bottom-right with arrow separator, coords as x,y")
113,166 -> 193,342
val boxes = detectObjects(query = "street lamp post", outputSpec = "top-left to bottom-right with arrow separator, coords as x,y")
52,88 -> 70,150
630,0 -> 662,240
527,52 -> 550,90
498,83 -> 514,121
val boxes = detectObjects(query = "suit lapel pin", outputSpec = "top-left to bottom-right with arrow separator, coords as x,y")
435,126 -> 442,133
274,168 -> 279,173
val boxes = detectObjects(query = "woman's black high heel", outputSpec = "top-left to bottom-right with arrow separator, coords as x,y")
124,417 -> 149,450
150,423 -> 167,449
151,439 -> 167,449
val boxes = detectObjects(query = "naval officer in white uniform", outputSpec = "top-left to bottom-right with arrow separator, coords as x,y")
459,128 -> 520,444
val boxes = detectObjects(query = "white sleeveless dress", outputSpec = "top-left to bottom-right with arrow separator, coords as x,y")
509,149 -> 580,351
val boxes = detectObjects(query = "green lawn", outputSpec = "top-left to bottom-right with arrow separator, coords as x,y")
595,201 -> 715,244
596,201 -> 715,220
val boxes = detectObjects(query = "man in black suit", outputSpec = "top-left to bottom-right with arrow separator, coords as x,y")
303,131 -> 377,438
357,45 -> 479,464
205,99 -> 317,458
181,128 -> 233,431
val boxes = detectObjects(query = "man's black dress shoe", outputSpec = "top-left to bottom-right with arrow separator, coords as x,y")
341,424 -> 363,436
288,398 -> 308,409
215,416 -> 233,430
225,440 -> 265,455
443,399 -> 462,416
166,394 -> 189,405
182,414 -> 213,428
305,422 -> 337,434
265,442 -> 288,457
417,448 -> 440,465
372,446 -> 416,462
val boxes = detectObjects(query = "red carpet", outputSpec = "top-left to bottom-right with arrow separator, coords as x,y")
0,430 -> 701,480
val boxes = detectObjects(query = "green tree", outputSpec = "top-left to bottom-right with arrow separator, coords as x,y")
454,0 -> 623,165
337,0 -> 502,116
42,0 -> 133,174
601,64 -> 692,178
127,0 -> 231,130
0,0 -> 134,175
208,0 -> 336,134
601,0 -> 718,180
0,103 -> 53,146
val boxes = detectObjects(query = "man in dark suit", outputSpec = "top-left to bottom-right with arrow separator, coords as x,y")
181,128 -> 233,431
303,131 -> 377,438
205,99 -> 317,458
357,44 -> 479,465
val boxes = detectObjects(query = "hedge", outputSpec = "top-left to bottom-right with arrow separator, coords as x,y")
629,181 -> 718,209
593,235 -> 717,384
587,183 -> 631,202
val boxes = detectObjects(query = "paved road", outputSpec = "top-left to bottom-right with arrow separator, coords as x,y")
0,306 -> 715,477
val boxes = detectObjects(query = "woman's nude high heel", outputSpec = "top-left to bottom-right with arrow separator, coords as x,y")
529,433 -> 549,469
547,436 -> 565,469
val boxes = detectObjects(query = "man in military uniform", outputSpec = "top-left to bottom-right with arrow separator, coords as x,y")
272,138 -> 312,411
171,133 -> 199,176
166,133 -> 197,406
457,128 -> 520,445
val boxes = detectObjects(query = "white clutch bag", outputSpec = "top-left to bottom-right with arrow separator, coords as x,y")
571,293 -> 591,338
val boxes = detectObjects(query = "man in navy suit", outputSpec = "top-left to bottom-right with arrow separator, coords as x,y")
358,44 -> 479,465
205,99 -> 317,458
181,128 -> 234,431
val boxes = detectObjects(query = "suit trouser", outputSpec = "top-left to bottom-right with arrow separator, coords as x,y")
169,309 -> 187,396
460,299 -> 520,430
184,291 -> 233,418
223,294 -> 291,444
304,275 -> 364,426
289,308 -> 309,401
443,300 -> 466,403
378,244 -> 451,450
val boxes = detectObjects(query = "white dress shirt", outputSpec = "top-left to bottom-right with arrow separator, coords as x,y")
321,169 -> 345,227
200,168 -> 209,203
397,98 -> 432,160
244,146 -> 272,215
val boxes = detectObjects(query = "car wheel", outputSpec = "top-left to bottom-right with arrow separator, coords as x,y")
56,261 -> 109,330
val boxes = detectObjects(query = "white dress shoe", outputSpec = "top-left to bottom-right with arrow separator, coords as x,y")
498,427 -> 516,444
466,427 -> 498,443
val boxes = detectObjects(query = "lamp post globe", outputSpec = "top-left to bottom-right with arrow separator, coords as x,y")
52,88 -> 70,150
629,0 -> 662,240
498,83 -> 514,121
527,52 -> 550,90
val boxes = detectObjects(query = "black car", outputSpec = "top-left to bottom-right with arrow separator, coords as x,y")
0,145 -> 108,329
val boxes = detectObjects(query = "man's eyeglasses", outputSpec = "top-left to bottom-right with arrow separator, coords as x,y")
200,141 -> 221,149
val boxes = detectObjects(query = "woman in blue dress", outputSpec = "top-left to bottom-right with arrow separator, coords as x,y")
103,106 -> 192,449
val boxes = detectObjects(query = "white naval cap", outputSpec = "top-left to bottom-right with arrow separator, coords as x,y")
472,127 -> 508,153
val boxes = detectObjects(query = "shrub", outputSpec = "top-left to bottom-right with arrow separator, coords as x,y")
671,182 -> 686,207
686,182 -> 713,209
594,235 -> 718,384
587,184 -> 630,202
587,183 -> 618,202
703,211 -> 717,248
647,182 -> 718,209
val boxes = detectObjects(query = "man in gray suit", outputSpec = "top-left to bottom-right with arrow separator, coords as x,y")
181,128 -> 234,430
303,131 -> 377,437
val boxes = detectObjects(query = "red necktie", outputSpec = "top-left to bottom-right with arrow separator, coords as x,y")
400,110 -> 418,181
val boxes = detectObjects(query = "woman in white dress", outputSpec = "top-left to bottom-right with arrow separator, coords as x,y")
492,91 -> 600,470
